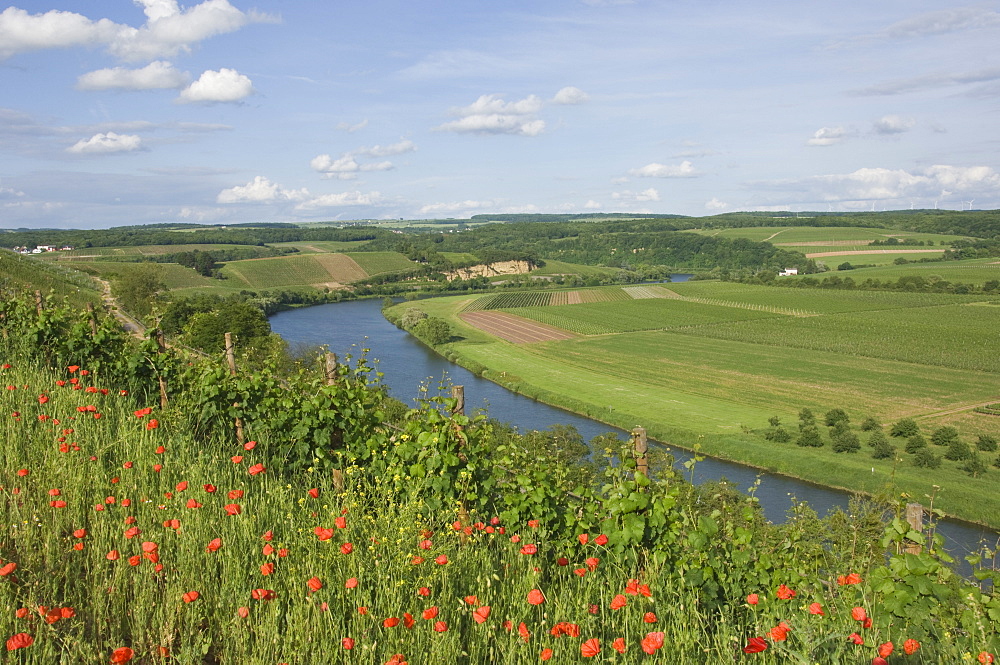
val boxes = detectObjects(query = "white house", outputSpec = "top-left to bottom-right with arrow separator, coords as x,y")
777,268 -> 798,277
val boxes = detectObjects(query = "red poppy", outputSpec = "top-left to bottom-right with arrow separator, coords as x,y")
852,607 -> 868,622
642,631 -> 665,655
206,538 -> 222,552
585,556 -> 600,571
417,586 -> 430,597
743,637 -> 768,654
520,544 -> 538,555
110,647 -> 134,663
403,612 -> 415,629
746,593 -> 760,605
146,419 -> 158,430
383,617 -> 400,628
612,637 -> 626,654
248,463 -> 265,476
903,639 -> 920,655
308,488 -> 319,498
186,499 -> 202,509
250,589 -> 276,600
848,633 -> 863,645
643,612 -> 657,623
315,527 -> 334,540
231,455 -> 243,464
224,504 -> 241,516
341,637 -> 354,650
595,534 -> 608,545
335,516 -> 347,529
527,589 -> 545,605
432,620 -> 447,632
260,562 -> 275,575
124,527 -> 141,539
16,469 -> 28,477
579,638 -> 601,658
307,577 -> 322,592
808,602 -> 824,615
435,554 -> 448,565
182,591 -> 200,603
610,594 -> 627,610
345,577 -> 358,589
340,543 -> 354,554
978,652 -> 995,664
6,633 -> 33,651
878,642 -> 893,657
237,607 -> 250,618
540,648 -> 553,661
358,607 -> 368,615
578,533 -> 589,545
422,606 -> 439,620
473,606 -> 491,624
243,440 -> 257,450
518,622 -> 530,643
837,572 -> 862,585
776,584 -> 796,599
873,659 -> 888,665
769,623 -> 790,642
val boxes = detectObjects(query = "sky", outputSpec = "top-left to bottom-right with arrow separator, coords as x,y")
2,0 -> 1000,229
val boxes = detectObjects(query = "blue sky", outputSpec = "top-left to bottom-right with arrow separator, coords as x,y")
2,0 -> 999,228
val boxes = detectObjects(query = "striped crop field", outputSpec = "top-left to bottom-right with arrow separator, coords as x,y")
815,259 -> 1000,286
219,256 -> 334,288
463,292 -> 554,311
578,287 -> 632,303
311,254 -> 367,283
344,252 -> 415,276
505,298 -> 780,335
623,285 -> 663,299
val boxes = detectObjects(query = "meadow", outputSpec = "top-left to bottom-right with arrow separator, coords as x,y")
1,292 -> 998,663
690,226 -> 970,245
398,281 -> 1000,526
801,258 -> 1000,287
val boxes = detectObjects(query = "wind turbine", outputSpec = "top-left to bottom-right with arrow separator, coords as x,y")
967,199 -> 975,210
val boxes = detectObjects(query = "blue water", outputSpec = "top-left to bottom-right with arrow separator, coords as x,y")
270,298 -> 998,563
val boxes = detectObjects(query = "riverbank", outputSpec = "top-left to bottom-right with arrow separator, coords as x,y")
383,296 -> 1000,532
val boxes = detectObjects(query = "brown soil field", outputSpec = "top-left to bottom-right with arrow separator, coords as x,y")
459,311 -> 576,344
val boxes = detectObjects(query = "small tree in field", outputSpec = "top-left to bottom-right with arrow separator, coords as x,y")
890,418 -> 919,438
859,416 -> 881,432
962,453 -> 988,478
832,429 -> 861,453
904,434 -> 927,454
913,448 -> 941,469
871,435 -> 895,460
798,408 -> 816,429
944,438 -> 972,461
796,426 -> 824,448
931,426 -> 959,447
976,434 -> 998,452
824,408 -> 850,428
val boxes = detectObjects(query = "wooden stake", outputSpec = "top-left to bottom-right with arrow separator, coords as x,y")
451,385 -> 465,416
324,352 -> 339,386
34,290 -> 43,315
86,302 -> 98,336
633,426 -> 648,480
224,332 -> 245,446
905,503 -> 924,555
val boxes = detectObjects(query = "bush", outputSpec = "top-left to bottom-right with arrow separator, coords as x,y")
798,408 -> 816,428
824,408 -> 850,427
930,426 -> 959,447
944,439 -> 972,461
413,317 -> 452,345
904,434 -> 927,454
832,430 -> 861,453
913,448 -> 941,469
796,426 -> 824,448
765,427 -> 792,443
872,436 -> 895,460
859,416 -> 881,432
976,434 -> 998,452
962,453 -> 988,478
868,429 -> 890,449
890,418 -> 919,438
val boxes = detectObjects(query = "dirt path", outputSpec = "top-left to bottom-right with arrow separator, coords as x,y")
763,229 -> 786,242
915,398 -> 1000,421
93,276 -> 147,339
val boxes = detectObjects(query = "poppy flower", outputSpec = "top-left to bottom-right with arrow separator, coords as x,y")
186,499 -> 202,509
110,647 -> 134,663
250,589 -> 276,601
642,632 -> 665,655
518,622 -> 530,642
342,638 -> 354,650
837,572 -> 862,585
540,648 -> 553,661
578,534 -> 589,545
903,639 -> 920,655
231,456 -> 243,464
852,607 -> 868,622
206,538 -> 222,553
16,469 -> 28,477
581,638 -> 601,657
403,613 -> 415,629
769,624 -> 790,641
124,527 -> 141,539
248,464 -> 265,476
260,562 -> 275,575
308,488 -> 319,498
643,612 -> 657,623
263,544 -> 275,556
610,594 -> 627,610
520,544 -> 538,555
585,556 -> 599,571
878,642 -> 894,657
473,606 -> 491,624
340,543 -> 354,555
743,637 -> 768,654
182,591 -> 200,603
417,586 -> 430,597
345,577 -> 358,589
6,633 -> 33,651
307,577 -> 322,592
146,419 -> 158,430
422,606 -> 439,620
335,516 -> 347,529
358,607 -> 368,615
556,557 -> 568,566
873,659 -> 888,665
978,652 -> 995,664
848,633 -> 864,645
808,602 -> 825,615
527,589 -> 545,605
237,607 -> 250,618
433,620 -> 447,632
776,584 -> 796,599
435,554 -> 448,565
383,617 -> 400,628
315,527 -> 334,541
224,504 -> 241,516
746,593 -> 760,605
106,550 -> 120,561
595,534 -> 608,545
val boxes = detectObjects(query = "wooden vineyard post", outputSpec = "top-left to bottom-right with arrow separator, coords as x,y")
633,426 -> 648,481
224,332 -> 245,446
86,302 -> 98,336
451,385 -> 465,416
156,330 -> 169,409
905,503 -> 924,555
325,352 -> 345,493
34,290 -> 43,316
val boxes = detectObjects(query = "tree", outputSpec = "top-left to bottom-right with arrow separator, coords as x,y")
904,434 -> 927,454
112,264 -> 165,318
413,317 -> 451,345
868,429 -> 890,450
796,426 -> 824,448
871,435 -> 895,460
767,415 -> 781,427
912,448 -> 941,469
930,426 -> 959,447
944,439 -> 972,461
832,430 -> 861,453
859,416 -> 881,432
765,427 -> 792,443
798,408 -> 816,429
400,308 -> 428,330
184,302 -> 271,353
976,434 -> 998,452
824,408 -> 850,427
962,453 -> 987,478
890,418 -> 919,438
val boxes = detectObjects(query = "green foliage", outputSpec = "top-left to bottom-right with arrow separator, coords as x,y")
944,438 -> 973,461
977,434 -> 998,452
860,415 -> 881,431
905,434 -> 928,454
831,428 -> 861,453
110,263 -> 165,318
891,418 -> 920,437
931,425 -> 960,446
796,425 -> 824,448
798,407 -> 816,427
871,433 -> 895,460
412,317 -> 451,345
913,448 -> 941,469
824,408 -> 850,427
961,453 -> 988,477
182,301 -> 273,354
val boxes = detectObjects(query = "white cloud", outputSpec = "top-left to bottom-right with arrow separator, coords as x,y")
584,200 -> 601,209
612,188 -> 660,203
0,2 -> 276,62
705,197 -> 728,211
0,181 -> 25,198
336,119 -> 369,132
177,68 -> 254,103
437,94 -> 547,136
295,191 -> 382,209
552,86 -> 589,105
873,115 -> 915,135
353,139 -> 417,158
628,161 -> 698,178
76,61 -> 188,91
67,132 -> 143,154
418,200 -> 495,214
806,126 -> 846,146
216,176 -> 308,203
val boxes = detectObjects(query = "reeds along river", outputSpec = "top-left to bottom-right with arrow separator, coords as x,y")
269,298 -> 999,567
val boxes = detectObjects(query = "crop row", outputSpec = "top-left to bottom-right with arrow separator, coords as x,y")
463,292 -> 554,312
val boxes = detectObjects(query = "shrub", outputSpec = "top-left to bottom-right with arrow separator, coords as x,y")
904,434 -> 927,454
962,453 -> 988,478
859,416 -> 881,432
868,429 -> 890,450
976,434 -> 998,452
824,408 -> 850,427
944,439 -> 972,462
890,418 -> 919,438
832,430 -> 861,453
798,408 -> 816,428
913,448 -> 941,469
765,427 -> 792,443
796,425 -> 824,448
872,436 -> 895,460
930,426 -> 959,447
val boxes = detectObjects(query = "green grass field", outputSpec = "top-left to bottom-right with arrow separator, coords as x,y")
689,226 -> 970,245
267,240 -> 372,253
343,251 -> 416,276
530,260 -> 622,277
70,261 -> 221,291
805,258 -> 1000,286
396,281 -> 1000,526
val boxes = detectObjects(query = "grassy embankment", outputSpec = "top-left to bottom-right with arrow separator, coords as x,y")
390,282 -> 1000,528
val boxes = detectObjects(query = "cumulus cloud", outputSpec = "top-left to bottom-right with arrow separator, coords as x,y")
76,61 -> 188,91
873,115 -> 915,134
217,176 -> 308,204
584,200 -> 601,209
552,86 -> 589,105
310,140 -> 413,179
0,1 -> 276,62
67,132 -> 143,154
437,93 -> 547,136
418,200 -> 495,215
612,187 -> 660,203
806,126 -> 847,146
295,191 -> 382,209
629,161 -> 699,178
177,68 -> 254,103
705,197 -> 729,211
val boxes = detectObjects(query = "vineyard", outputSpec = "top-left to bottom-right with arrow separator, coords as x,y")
344,252 -> 416,276
0,251 -> 101,308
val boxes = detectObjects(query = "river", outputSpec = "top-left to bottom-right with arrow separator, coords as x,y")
269,297 -> 998,564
